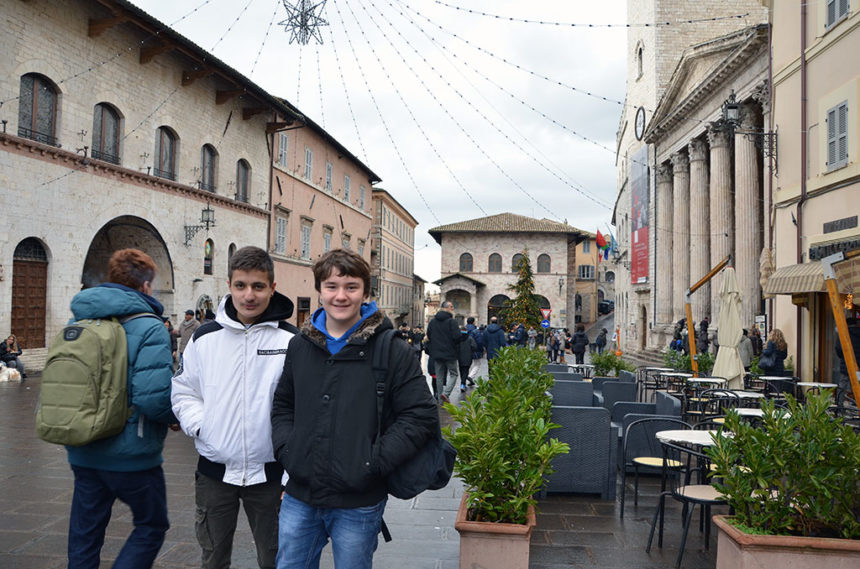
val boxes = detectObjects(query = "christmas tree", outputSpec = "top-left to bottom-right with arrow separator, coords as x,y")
501,249 -> 542,329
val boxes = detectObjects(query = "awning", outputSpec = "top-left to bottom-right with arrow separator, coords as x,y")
763,259 -> 857,295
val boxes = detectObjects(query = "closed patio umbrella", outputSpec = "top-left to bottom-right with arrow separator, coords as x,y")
712,267 -> 745,389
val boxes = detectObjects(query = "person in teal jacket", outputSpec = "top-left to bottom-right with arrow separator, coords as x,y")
65,248 -> 176,569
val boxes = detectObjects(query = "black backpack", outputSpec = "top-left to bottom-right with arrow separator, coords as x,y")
373,330 -> 456,495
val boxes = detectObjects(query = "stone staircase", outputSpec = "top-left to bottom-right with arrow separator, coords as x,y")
619,348 -> 668,369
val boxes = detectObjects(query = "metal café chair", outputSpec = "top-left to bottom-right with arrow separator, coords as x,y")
646,439 -> 726,568
619,417 -> 691,519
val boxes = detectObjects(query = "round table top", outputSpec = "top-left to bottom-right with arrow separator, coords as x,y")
656,429 -> 721,446
660,371 -> 693,378
734,408 -> 764,417
796,382 -> 837,388
644,367 -> 674,371
758,376 -> 794,381
730,390 -> 765,399
686,377 -> 727,385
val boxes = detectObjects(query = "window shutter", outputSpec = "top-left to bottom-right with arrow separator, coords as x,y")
837,103 -> 848,164
827,0 -> 837,26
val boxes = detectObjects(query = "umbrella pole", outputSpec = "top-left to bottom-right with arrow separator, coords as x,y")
685,255 -> 732,377
821,252 -> 860,405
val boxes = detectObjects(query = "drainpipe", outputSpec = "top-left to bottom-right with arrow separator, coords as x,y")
797,3 -> 808,376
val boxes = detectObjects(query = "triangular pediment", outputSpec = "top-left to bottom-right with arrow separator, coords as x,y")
644,25 -> 768,142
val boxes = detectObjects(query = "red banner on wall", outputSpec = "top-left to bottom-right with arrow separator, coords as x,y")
630,147 -> 649,284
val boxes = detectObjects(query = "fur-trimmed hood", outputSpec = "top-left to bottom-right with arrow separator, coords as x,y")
301,306 -> 391,350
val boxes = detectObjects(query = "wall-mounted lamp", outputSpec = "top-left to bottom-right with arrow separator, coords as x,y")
558,276 -> 565,295
184,202 -> 216,246
722,90 -> 777,168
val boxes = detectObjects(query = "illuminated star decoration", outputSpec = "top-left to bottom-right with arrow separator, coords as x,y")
279,0 -> 329,45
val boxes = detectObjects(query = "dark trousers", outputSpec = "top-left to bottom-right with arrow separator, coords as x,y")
68,465 -> 169,569
195,472 -> 281,569
574,351 -> 585,365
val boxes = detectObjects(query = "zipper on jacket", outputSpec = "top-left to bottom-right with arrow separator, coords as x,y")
242,327 -> 248,486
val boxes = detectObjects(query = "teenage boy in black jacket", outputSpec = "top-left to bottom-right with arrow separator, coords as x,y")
271,249 -> 438,569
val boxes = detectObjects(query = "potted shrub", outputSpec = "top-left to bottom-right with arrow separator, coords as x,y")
592,351 -> 635,377
444,346 -> 568,569
708,391 -> 860,568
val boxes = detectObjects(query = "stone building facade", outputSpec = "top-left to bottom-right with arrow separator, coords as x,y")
428,213 -> 587,329
614,0 -> 769,352
0,0 -> 381,358
269,113 -> 380,328
370,188 -> 419,327
762,1 -> 860,381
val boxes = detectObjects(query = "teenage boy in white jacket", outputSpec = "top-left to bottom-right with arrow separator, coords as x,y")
172,246 -> 298,569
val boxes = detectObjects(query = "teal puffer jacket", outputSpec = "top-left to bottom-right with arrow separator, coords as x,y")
65,283 -> 176,472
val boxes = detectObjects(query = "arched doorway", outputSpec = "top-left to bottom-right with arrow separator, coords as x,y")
81,216 -> 174,309
638,304 -> 647,351
446,289 -> 470,326
487,294 -> 510,325
12,238 -> 49,348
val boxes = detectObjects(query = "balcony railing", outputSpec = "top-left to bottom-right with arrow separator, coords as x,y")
91,149 -> 120,165
153,167 -> 176,181
18,126 -> 58,147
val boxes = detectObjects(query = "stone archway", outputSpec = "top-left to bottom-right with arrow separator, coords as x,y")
81,216 -> 174,310
487,294 -> 510,325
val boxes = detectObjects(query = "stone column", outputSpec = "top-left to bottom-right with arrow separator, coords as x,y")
671,150 -> 690,322
470,290 -> 477,319
688,137 -> 710,323
734,103 -> 763,328
656,163 -> 674,325
708,123 -> 734,327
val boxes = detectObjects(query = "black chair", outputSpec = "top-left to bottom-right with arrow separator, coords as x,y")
645,440 -> 727,568
684,389 -> 739,424
619,417 -> 691,518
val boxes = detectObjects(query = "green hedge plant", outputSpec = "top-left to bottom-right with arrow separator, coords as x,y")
443,346 -> 569,524
708,391 -> 860,539
591,351 -> 636,377
662,349 -> 714,375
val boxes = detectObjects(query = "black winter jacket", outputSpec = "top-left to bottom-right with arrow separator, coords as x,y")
271,310 -> 438,509
571,331 -> 589,354
426,310 -> 463,361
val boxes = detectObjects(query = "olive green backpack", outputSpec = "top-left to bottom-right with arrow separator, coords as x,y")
36,313 -> 158,446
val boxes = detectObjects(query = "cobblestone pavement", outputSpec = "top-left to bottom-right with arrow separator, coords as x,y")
0,358 -> 718,568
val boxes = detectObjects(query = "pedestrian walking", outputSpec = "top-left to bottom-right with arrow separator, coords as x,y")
484,317 -> 508,361
426,300 -> 464,403
64,248 -> 176,569
465,316 -> 483,385
570,324 -> 589,365
174,309 -> 199,361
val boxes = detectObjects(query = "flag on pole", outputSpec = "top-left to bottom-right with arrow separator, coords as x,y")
595,230 -> 608,249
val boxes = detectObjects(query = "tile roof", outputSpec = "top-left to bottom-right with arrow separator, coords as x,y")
428,213 -> 587,244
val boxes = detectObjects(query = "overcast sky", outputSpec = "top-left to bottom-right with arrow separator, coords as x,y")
131,0 -> 628,284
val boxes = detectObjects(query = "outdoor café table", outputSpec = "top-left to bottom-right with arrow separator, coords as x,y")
568,363 -> 595,378
686,377 -> 727,387
758,376 -> 796,398
795,382 -> 837,400
730,390 -> 765,407
656,429 -> 720,447
639,367 -> 674,401
659,372 -> 692,396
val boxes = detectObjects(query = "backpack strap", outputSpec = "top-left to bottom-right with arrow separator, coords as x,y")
120,312 -> 163,325
371,328 -> 395,542
278,321 -> 301,335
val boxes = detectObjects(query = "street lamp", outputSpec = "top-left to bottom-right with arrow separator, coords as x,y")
721,90 -> 778,169
184,202 -> 216,246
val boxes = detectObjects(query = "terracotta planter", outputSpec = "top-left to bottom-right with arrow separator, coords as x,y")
454,494 -> 536,569
714,515 -> 860,569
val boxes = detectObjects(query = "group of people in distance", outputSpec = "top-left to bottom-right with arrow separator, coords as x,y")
62,246 -> 437,569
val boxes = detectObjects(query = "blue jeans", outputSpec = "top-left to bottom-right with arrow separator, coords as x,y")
68,465 -> 169,569
276,494 -> 386,569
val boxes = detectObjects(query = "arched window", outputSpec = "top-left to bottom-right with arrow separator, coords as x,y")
605,271 -> 615,283
537,254 -> 551,273
204,239 -> 214,275
488,253 -> 502,273
92,103 -> 121,164
227,243 -> 237,273
154,126 -> 178,180
535,295 -> 550,309
236,159 -> 250,202
200,145 -> 217,192
459,252 -> 473,272
18,73 -> 58,146
511,253 -> 523,272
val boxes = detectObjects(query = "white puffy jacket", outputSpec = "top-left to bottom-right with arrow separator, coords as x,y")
171,292 -> 296,486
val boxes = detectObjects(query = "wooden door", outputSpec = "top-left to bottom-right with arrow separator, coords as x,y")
12,259 -> 48,348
